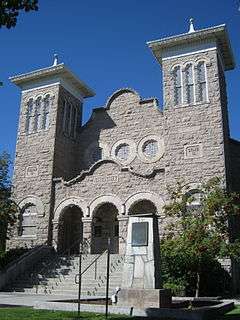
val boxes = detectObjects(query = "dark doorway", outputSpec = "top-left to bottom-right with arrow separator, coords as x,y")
91,203 -> 119,254
58,205 -> 83,254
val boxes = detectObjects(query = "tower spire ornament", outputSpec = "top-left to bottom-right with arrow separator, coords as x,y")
188,18 -> 195,33
53,53 -> 59,66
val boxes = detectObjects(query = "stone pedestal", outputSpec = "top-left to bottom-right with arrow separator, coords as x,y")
118,214 -> 172,309
118,288 -> 172,308
121,215 -> 161,289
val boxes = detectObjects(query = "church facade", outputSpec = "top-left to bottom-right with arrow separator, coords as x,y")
8,22 -> 240,257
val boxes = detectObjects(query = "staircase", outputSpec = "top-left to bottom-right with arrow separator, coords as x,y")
4,252 -> 124,297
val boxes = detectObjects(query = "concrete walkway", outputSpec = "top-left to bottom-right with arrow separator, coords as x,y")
0,292 -> 134,316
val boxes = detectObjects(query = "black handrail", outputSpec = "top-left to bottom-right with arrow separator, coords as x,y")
74,249 -> 107,284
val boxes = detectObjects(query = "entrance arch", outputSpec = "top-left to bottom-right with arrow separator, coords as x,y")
91,203 -> 119,254
58,205 -> 83,254
129,200 -> 157,215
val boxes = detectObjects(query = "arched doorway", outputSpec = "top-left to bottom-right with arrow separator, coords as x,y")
129,200 -> 157,215
91,203 -> 119,254
58,205 -> 83,254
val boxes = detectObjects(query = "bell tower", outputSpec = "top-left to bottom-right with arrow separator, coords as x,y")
9,56 -> 95,248
147,20 -> 235,188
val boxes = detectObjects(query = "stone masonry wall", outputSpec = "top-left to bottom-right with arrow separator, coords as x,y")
8,84 -> 60,249
162,50 -> 228,187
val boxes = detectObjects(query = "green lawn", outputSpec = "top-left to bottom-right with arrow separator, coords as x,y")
0,306 -> 239,320
0,307 -> 129,320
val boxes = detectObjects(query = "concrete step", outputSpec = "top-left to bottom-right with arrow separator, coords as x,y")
4,253 -> 124,296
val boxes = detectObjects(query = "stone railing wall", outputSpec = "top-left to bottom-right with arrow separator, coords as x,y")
0,245 -> 53,290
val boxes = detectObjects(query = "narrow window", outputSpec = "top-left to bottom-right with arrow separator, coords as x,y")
33,97 -> 42,132
196,62 -> 207,102
185,64 -> 194,104
42,95 -> 50,130
25,99 -> 34,134
173,66 -> 182,106
20,204 -> 37,236
70,106 -> 76,138
65,102 -> 71,135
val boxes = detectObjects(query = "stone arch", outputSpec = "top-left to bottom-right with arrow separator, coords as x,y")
18,196 -> 45,217
89,194 -> 124,217
57,205 -> 84,254
54,197 -> 88,222
125,192 -> 164,215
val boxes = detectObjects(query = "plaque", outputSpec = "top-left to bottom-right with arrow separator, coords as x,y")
131,222 -> 148,246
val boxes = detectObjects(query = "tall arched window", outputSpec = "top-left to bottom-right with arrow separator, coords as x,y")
33,97 -> 42,132
63,99 -> 78,138
173,66 -> 182,106
196,61 -> 207,103
70,105 -> 76,138
25,98 -> 34,134
19,204 -> 37,236
184,64 -> 194,104
42,94 -> 50,130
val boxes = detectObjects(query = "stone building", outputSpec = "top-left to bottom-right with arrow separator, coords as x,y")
8,21 -> 240,258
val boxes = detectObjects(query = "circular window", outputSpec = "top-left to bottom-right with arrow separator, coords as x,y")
142,140 -> 158,158
115,143 -> 130,161
138,135 -> 164,163
111,139 -> 136,165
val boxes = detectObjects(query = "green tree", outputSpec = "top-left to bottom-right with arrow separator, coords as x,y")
0,0 -> 38,29
161,177 -> 240,297
0,152 -> 18,251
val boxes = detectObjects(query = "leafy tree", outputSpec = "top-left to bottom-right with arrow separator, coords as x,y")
0,0 -> 38,29
161,177 -> 240,297
0,152 -> 18,251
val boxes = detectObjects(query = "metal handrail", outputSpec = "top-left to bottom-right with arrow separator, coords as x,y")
74,249 -> 107,284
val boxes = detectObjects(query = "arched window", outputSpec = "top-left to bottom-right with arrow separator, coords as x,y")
25,98 -> 34,134
63,100 -> 78,138
173,66 -> 182,106
19,204 -> 37,236
70,106 -> 77,138
33,97 -> 42,132
186,189 -> 203,211
184,64 -> 194,104
196,61 -> 207,103
42,94 -> 50,130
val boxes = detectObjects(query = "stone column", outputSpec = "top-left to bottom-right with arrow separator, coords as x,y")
82,217 -> 92,253
118,216 -> 128,255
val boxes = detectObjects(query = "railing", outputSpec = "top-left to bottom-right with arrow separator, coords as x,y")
32,236 -> 91,294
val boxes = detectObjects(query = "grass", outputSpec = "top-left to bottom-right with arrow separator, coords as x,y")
0,305 -> 239,320
0,307 -> 130,320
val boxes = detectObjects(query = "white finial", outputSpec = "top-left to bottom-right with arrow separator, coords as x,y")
188,18 -> 195,33
53,53 -> 59,66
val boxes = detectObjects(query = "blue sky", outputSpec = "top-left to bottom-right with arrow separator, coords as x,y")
0,0 -> 239,167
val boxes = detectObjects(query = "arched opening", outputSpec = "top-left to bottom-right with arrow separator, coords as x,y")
91,203 -> 119,254
58,205 -> 83,254
129,200 -> 157,215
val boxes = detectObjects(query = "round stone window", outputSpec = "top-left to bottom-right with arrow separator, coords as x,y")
111,139 -> 136,165
138,135 -> 165,163
115,143 -> 130,161
142,140 -> 158,158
